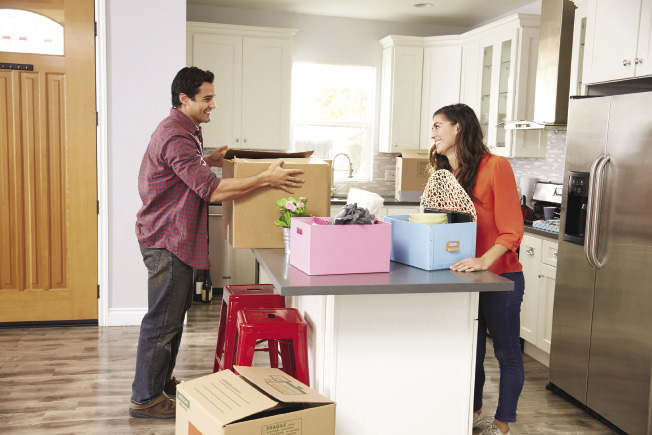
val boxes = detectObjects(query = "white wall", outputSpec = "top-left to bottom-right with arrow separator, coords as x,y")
105,0 -> 186,324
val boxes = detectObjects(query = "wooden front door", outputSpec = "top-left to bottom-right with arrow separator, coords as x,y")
0,0 -> 97,323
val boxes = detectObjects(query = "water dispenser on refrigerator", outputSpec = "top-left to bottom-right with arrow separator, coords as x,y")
563,171 -> 589,245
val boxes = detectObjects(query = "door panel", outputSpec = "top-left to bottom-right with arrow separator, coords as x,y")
587,91 -> 652,435
548,96 -> 610,402
0,0 -> 97,322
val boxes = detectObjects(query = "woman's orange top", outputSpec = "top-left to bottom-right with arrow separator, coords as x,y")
471,154 -> 524,275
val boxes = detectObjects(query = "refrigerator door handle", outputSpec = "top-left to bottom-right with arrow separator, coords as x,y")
585,154 -> 604,268
592,155 -> 611,269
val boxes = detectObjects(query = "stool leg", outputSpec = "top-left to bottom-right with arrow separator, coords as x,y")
213,300 -> 229,372
268,339 -> 280,368
221,307 -> 240,371
235,330 -> 257,369
292,332 -> 310,387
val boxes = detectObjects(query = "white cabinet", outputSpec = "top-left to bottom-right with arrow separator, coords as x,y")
583,0 -> 652,84
379,36 -> 462,153
569,0 -> 589,96
461,15 -> 541,157
187,22 -> 296,150
519,234 -> 558,361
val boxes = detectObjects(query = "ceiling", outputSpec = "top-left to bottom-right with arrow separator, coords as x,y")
187,0 -> 542,28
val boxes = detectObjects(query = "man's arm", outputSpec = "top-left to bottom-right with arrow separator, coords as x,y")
209,159 -> 304,202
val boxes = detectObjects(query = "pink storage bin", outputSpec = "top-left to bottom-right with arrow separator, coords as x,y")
289,217 -> 391,275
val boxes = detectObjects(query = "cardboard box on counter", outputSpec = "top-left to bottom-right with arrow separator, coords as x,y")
395,149 -> 431,202
221,149 -> 331,249
176,366 -> 335,435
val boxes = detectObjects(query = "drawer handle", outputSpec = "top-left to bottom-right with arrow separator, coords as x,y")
446,241 -> 460,252
526,247 -> 534,255
553,251 -> 558,257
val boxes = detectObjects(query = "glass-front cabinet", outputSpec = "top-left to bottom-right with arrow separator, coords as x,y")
461,14 -> 541,157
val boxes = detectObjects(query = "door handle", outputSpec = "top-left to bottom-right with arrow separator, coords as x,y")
592,155 -> 611,269
526,247 -> 535,255
584,154 -> 603,268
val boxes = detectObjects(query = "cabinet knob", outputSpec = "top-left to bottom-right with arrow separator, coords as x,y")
635,58 -> 642,65
553,251 -> 558,257
235,138 -> 239,142
526,247 -> 534,255
623,59 -> 632,66
244,138 -> 247,143
538,273 -> 543,278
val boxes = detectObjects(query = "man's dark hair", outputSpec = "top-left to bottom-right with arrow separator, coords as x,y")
171,67 -> 215,108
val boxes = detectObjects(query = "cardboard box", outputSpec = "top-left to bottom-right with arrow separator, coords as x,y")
176,366 -> 335,435
395,149 -> 431,201
289,217 -> 391,275
384,215 -> 477,270
221,150 -> 331,249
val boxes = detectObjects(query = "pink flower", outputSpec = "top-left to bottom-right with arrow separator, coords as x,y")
296,202 -> 305,208
289,204 -> 297,212
299,197 -> 307,201
285,201 -> 295,210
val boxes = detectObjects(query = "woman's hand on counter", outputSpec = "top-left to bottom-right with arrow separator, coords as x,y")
450,244 -> 509,272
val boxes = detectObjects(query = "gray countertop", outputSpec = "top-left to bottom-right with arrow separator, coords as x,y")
524,225 -> 560,241
253,249 -> 513,296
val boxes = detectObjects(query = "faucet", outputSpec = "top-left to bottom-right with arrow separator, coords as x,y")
331,153 -> 354,197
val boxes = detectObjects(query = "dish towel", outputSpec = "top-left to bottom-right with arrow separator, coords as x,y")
420,169 -> 478,222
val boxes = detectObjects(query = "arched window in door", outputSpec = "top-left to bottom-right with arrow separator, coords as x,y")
0,9 -> 64,55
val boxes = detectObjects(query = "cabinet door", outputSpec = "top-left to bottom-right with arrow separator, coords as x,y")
636,0 -> 652,77
519,234 -> 542,344
537,263 -> 556,353
420,44 -> 462,149
379,46 -> 424,152
584,0 -> 641,83
460,40 -> 480,113
241,37 -> 292,150
541,239 -> 559,267
193,33 -> 242,148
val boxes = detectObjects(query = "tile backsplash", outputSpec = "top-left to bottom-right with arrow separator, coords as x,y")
207,130 -> 568,199
333,129 -> 568,198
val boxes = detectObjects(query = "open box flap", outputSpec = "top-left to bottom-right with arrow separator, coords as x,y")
398,149 -> 429,159
224,149 -> 313,159
179,369 -> 278,426
235,366 -> 333,404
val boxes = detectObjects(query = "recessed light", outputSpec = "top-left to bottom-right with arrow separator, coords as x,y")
413,3 -> 433,8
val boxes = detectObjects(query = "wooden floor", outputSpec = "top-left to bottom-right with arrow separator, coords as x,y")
0,297 -> 617,435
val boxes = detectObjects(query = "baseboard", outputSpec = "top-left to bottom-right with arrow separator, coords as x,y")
523,341 -> 550,367
105,308 -> 147,326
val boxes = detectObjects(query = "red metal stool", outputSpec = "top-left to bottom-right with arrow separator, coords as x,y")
235,308 -> 310,386
213,284 -> 285,373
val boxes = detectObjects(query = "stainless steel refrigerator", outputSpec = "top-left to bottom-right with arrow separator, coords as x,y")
549,91 -> 652,435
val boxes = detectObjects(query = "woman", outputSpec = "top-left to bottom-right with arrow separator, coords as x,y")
430,104 -> 525,435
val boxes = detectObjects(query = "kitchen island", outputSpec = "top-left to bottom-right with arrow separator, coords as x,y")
253,249 -> 513,435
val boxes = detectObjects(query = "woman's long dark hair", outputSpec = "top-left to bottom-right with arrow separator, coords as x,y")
429,104 -> 490,200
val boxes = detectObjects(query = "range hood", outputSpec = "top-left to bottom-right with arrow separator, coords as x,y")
505,0 -> 575,130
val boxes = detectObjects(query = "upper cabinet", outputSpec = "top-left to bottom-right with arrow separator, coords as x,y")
379,36 -> 463,153
187,22 -> 296,150
583,0 -> 652,84
569,0 -> 589,96
461,15 -> 541,157
380,14 -> 540,157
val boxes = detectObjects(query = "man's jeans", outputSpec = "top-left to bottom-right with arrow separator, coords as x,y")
131,247 -> 194,403
473,271 -> 525,423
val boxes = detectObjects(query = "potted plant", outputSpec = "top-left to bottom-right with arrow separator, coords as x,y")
274,197 -> 311,254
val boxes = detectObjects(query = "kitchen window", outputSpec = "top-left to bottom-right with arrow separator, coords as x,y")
291,63 -> 375,181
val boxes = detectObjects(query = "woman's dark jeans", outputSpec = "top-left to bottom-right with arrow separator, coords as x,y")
473,271 -> 525,423
131,247 -> 194,404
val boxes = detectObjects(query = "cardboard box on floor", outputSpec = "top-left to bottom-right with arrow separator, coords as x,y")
176,366 -> 336,435
221,150 -> 331,249
395,149 -> 431,201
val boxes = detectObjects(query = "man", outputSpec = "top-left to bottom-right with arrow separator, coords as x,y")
129,67 -> 304,419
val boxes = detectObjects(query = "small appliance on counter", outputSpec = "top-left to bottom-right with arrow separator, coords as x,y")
528,181 -> 563,225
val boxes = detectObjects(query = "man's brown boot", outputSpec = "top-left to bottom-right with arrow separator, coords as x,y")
164,375 -> 181,396
129,393 -> 175,419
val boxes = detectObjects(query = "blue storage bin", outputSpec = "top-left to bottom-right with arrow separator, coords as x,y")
383,215 -> 477,271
